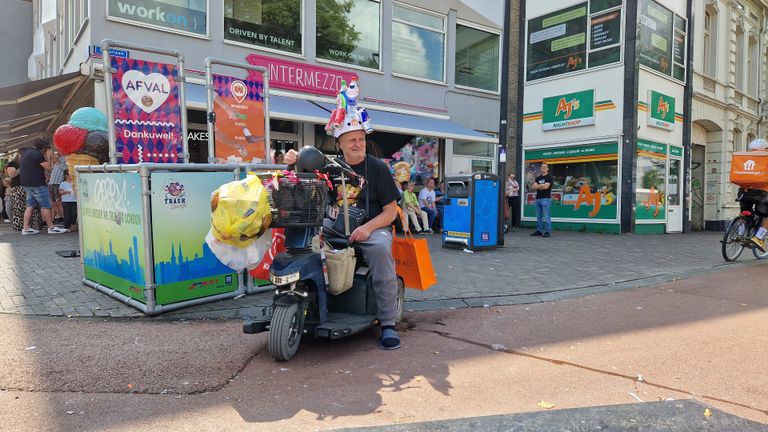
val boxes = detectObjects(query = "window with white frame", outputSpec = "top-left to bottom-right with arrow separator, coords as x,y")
391,3 -> 445,82
455,23 -> 500,92
703,8 -> 717,76
316,0 -> 381,69
736,26 -> 745,91
748,34 -> 758,96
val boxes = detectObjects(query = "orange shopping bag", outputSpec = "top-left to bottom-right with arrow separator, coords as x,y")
391,227 -> 437,291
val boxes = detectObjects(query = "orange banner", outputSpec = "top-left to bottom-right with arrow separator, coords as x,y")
212,73 -> 266,163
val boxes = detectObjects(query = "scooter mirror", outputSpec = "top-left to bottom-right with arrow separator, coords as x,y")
295,146 -> 326,173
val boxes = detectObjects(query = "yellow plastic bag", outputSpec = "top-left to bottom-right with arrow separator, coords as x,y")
210,174 -> 272,248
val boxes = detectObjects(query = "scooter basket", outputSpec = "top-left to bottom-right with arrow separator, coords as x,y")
263,174 -> 328,227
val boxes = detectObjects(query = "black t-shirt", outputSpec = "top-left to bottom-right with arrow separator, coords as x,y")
6,160 -> 20,187
328,154 -> 401,223
534,174 -> 553,199
20,149 -> 46,187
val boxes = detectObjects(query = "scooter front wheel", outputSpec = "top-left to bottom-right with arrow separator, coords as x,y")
269,301 -> 306,362
395,277 -> 405,324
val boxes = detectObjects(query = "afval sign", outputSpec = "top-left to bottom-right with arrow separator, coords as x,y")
542,90 -> 595,131
647,90 -> 675,131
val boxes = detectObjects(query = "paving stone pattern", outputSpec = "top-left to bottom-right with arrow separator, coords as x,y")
0,223 -> 757,319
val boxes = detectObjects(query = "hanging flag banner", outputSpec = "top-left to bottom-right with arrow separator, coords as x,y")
111,57 -> 183,164
212,73 -> 266,163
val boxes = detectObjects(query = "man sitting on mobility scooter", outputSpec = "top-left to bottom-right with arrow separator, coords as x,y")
737,138 -> 768,252
284,81 -> 403,350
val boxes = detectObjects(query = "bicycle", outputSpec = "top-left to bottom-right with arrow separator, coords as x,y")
721,202 -> 768,262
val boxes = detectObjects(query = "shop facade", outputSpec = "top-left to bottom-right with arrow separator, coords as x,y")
689,0 -> 768,232
520,0 -> 690,234
17,0 -> 502,181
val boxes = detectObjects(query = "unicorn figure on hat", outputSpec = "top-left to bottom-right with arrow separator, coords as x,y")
325,79 -> 373,137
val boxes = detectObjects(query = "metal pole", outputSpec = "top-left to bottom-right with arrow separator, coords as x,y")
263,70 -> 271,161
101,40 -> 117,164
620,2 -> 641,233
205,60 -> 216,163
514,0 -> 526,231
682,0 -> 694,233
178,54 -> 190,163
139,165 -> 157,312
496,0 -> 511,245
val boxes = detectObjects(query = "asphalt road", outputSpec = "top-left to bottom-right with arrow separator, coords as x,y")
1,264 -> 766,431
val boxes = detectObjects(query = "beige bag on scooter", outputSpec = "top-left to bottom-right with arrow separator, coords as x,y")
323,243 -> 356,295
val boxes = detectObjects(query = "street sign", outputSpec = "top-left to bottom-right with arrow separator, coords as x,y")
89,45 -> 130,58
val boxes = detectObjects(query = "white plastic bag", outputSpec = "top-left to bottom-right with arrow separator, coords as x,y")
206,228 -> 273,272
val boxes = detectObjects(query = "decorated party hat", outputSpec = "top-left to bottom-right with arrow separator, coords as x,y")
324,80 -> 373,138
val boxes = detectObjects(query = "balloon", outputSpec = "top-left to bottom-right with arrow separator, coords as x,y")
53,124 -> 87,155
69,107 -> 108,132
82,130 -> 109,162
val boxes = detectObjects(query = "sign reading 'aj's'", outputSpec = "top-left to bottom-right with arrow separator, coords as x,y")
541,89 -> 595,131
647,90 -> 675,131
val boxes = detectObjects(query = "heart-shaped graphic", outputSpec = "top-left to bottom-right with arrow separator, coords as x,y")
231,80 -> 248,104
122,70 -> 172,114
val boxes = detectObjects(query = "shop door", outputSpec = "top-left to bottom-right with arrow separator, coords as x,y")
690,144 -> 705,230
667,157 -> 683,233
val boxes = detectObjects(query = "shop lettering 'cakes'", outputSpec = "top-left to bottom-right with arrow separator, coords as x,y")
325,79 -> 373,138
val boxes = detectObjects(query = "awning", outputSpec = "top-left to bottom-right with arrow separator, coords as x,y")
186,83 -> 496,144
316,102 -> 497,144
0,72 -> 90,153
185,83 -> 331,123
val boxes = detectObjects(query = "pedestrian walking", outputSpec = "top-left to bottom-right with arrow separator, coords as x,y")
1,177 -> 10,222
530,163 -> 553,238
19,139 -> 68,235
505,173 -> 520,232
4,153 -> 41,231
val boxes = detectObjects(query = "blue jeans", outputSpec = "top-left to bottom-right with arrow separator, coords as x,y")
534,198 -> 552,234
421,207 -> 436,230
24,185 -> 51,209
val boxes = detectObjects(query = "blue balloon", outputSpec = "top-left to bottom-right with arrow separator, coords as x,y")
69,107 -> 108,132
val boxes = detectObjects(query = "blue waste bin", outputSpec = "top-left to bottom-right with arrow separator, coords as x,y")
442,173 -> 500,251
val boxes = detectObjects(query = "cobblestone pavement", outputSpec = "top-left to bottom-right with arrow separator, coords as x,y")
0,222 -> 762,319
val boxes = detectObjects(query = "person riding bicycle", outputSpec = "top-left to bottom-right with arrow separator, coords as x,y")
739,138 -> 768,251
284,81 -> 402,350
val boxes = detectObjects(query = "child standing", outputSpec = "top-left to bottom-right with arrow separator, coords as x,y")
59,171 -> 78,231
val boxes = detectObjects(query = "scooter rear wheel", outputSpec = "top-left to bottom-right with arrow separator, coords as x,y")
395,277 -> 405,324
269,302 -> 306,362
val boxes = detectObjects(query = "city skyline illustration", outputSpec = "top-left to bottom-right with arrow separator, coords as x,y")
83,236 -> 145,285
154,241 -> 235,284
